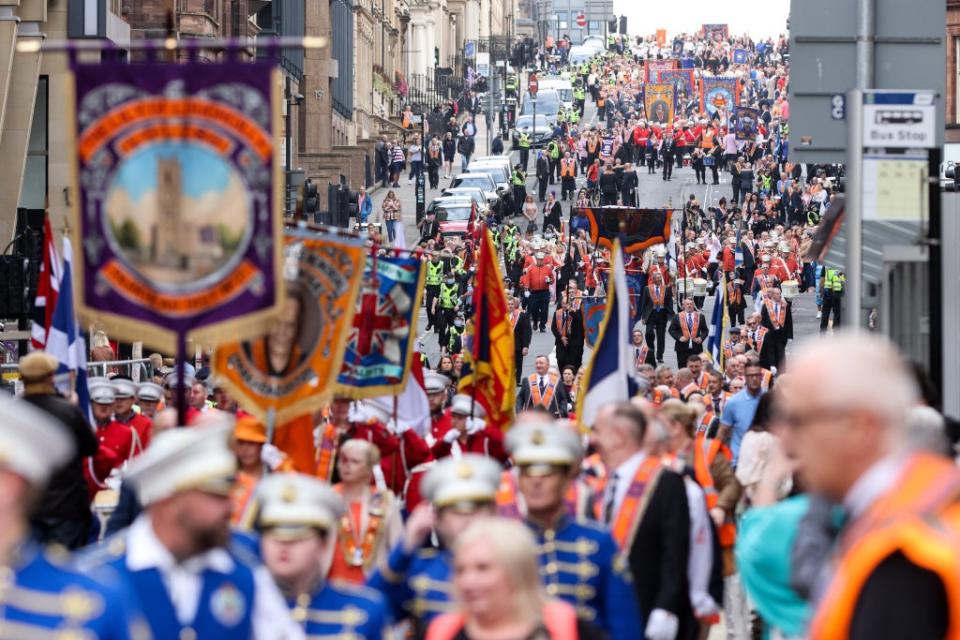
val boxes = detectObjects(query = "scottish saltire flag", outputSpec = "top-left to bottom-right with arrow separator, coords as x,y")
734,226 -> 743,267
577,239 -> 639,428
30,218 -> 61,349
45,239 -> 91,422
707,272 -> 727,368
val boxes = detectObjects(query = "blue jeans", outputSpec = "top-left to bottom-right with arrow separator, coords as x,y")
385,219 -> 398,242
460,153 -> 471,172
408,160 -> 422,180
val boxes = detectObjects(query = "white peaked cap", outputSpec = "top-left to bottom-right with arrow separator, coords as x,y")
125,419 -> 236,506
257,472 -> 345,533
0,397 -> 74,486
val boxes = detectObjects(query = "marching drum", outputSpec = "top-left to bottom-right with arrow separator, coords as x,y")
679,277 -> 694,296
781,280 -> 800,299
693,278 -> 709,297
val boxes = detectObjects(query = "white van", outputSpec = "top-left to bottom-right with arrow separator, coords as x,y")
568,45 -> 596,67
539,78 -> 574,110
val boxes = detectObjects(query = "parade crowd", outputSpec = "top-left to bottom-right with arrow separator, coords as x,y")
2,25 -> 959,640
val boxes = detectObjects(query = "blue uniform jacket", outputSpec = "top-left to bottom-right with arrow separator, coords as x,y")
288,581 -> 391,639
527,515 -> 644,638
3,541 -> 143,639
367,544 -> 456,629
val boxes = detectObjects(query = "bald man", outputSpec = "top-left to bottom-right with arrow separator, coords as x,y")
783,333 -> 960,640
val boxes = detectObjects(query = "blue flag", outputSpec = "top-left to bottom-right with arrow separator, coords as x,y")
45,239 -> 92,423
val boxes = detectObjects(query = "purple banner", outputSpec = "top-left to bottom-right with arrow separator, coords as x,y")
70,61 -> 284,351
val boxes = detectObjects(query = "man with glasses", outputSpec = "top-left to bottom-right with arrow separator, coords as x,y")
504,421 -> 642,638
719,357 -> 767,466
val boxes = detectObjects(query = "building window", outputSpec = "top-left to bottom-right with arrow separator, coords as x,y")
19,76 -> 48,210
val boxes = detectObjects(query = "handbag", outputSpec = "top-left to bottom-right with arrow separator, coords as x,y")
704,156 -> 715,167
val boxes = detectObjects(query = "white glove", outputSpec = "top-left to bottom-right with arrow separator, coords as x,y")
389,418 -> 411,435
645,609 -> 679,640
524,290 -> 531,298
105,466 -> 124,491
465,417 -> 486,435
313,425 -> 324,450
261,444 -> 285,471
443,428 -> 461,443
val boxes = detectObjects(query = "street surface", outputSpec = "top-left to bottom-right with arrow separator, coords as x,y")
369,100 -> 821,379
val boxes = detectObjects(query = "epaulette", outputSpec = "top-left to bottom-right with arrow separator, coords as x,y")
329,579 -> 387,603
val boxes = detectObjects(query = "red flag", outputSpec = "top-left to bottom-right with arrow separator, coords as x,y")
458,225 -> 516,431
31,218 -> 61,349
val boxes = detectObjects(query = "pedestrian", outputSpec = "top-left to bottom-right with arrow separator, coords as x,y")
521,194 -> 538,232
427,135 -> 442,188
542,191 -> 562,235
661,130 -> 676,181
407,134 -> 423,184
356,187 -> 373,224
442,132 -> 456,178
389,141 -> 405,187
719,357 -> 767,466
457,133 -> 473,173
17,352 -> 98,548
620,162 -> 638,206
512,163 -> 527,216
380,190 -> 401,244
536,150 -> 550,201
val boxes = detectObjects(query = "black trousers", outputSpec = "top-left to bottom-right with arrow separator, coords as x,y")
561,176 -> 576,200
437,307 -> 456,351
645,311 -> 669,360
425,285 -> 440,328
821,292 -> 842,332
662,158 -> 674,179
528,290 -> 549,330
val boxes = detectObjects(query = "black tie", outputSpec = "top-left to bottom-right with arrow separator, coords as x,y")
604,473 -> 619,525
538,377 -> 546,396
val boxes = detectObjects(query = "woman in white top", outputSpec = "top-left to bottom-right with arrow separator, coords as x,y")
521,194 -> 538,233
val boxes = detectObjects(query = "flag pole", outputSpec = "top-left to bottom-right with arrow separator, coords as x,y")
175,330 -> 187,427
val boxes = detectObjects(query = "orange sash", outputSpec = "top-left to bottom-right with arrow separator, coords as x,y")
601,457 -> 663,551
554,310 -> 572,338
314,422 -> 339,481
334,487 -> 390,571
529,373 -> 558,409
648,284 -> 666,308
680,312 -> 700,342
693,434 -> 736,547
765,300 -> 786,329
510,309 -> 521,330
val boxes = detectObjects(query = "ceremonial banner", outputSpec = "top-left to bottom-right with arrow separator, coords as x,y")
580,206 -> 673,255
658,69 -> 695,102
645,59 -> 677,83
212,231 -> 365,423
581,297 -> 606,348
701,76 -> 739,116
459,227 -> 515,432
644,83 -> 676,127
671,40 -> 684,57
656,29 -> 667,46
733,106 -> 760,141
335,253 -> 426,398
701,24 -> 729,41
733,48 -> 748,64
68,60 -> 285,352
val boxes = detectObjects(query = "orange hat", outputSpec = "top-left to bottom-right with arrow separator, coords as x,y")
234,416 -> 267,444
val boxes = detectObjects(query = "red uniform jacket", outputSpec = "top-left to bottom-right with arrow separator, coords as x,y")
349,420 -> 432,497
84,421 -> 135,501
430,425 -> 508,463
117,412 -> 152,452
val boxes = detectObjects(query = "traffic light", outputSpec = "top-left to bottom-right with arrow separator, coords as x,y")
303,179 -> 319,216
608,18 -> 617,33
619,15 -> 627,34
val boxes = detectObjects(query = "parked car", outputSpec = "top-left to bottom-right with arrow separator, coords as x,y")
430,196 -> 475,239
450,173 -> 499,212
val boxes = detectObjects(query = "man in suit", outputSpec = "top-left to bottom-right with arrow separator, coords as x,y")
516,355 -> 571,418
620,163 -> 639,207
668,298 -> 709,370
508,296 -> 532,385
759,286 -> 792,369
536,151 -> 551,201
551,296 -> 584,373
661,131 -> 677,181
640,270 -> 674,364
631,328 -> 657,370
592,403 -> 694,640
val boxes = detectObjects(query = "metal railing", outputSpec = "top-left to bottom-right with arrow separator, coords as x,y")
1,357 -> 157,382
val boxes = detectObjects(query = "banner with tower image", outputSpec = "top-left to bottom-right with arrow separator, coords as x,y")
67,59 -> 286,352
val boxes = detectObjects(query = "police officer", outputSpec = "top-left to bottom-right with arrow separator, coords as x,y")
0,396 -> 144,637
573,83 -> 586,117
511,163 -> 527,216
437,272 -> 460,350
517,127 -> 532,170
546,138 -> 561,184
85,420 -> 304,639
447,315 -> 465,356
819,267 -> 845,333
425,252 -> 444,332
502,422 -> 643,638
367,454 -> 502,635
257,472 -> 391,639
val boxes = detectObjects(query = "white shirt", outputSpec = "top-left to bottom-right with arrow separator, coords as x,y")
843,455 -> 906,520
606,450 -> 647,518
126,515 -> 305,639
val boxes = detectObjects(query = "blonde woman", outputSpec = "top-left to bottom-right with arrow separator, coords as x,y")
328,439 -> 402,584
425,518 -> 603,639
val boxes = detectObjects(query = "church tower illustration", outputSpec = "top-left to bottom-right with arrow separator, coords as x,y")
151,156 -> 189,269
